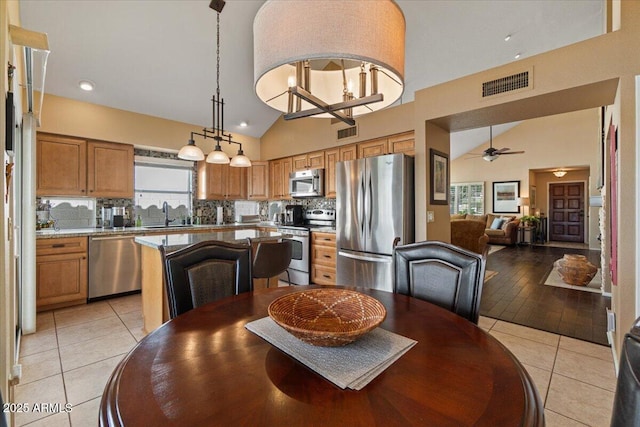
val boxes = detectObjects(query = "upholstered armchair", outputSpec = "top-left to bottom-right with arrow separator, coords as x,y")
451,219 -> 489,257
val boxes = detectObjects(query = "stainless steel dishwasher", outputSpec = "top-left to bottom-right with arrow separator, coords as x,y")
89,235 -> 141,300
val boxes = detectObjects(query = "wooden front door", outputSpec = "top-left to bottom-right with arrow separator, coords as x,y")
549,182 -> 585,242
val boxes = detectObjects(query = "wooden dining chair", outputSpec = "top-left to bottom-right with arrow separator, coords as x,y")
393,240 -> 486,324
162,240 -> 252,319
251,239 -> 293,287
611,318 -> 640,427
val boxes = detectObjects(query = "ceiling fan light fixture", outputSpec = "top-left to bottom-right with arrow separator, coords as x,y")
253,0 -> 405,125
483,153 -> 499,162
553,170 -> 567,177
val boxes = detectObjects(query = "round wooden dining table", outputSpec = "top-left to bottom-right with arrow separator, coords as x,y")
100,286 -> 544,426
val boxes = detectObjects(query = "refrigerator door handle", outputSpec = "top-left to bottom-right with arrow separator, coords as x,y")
368,174 -> 373,235
338,250 -> 392,264
359,175 -> 366,236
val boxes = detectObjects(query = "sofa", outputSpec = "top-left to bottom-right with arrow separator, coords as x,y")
450,219 -> 489,256
451,213 -> 521,246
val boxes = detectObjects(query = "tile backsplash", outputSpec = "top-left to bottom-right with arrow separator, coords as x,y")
36,148 -> 337,229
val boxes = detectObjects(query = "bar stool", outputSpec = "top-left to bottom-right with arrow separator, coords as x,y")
252,240 -> 293,287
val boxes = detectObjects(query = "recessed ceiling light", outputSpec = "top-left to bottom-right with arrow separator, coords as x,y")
239,121 -> 248,127
514,53 -> 521,59
79,80 -> 95,91
504,35 -> 511,42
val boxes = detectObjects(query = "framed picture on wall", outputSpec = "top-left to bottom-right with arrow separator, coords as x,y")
529,186 -> 537,209
492,181 -> 520,213
430,149 -> 448,205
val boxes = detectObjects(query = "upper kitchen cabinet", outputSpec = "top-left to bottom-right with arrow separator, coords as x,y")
357,132 -> 415,158
247,161 -> 269,201
87,141 -> 134,198
358,137 -> 388,158
388,131 -> 415,156
269,157 -> 292,199
197,162 -> 247,200
36,133 -> 134,198
323,144 -> 356,199
37,134 -> 87,196
292,150 -> 325,171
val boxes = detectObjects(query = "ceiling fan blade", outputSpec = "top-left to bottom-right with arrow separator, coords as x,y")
498,151 -> 525,155
495,147 -> 510,153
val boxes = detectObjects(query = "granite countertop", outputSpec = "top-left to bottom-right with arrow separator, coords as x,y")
134,230 -> 286,252
310,227 -> 336,233
35,223 -> 274,239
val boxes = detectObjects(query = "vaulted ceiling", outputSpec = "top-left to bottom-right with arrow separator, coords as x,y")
19,0 -> 604,157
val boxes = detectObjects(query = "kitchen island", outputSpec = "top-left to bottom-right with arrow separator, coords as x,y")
135,229 -> 286,333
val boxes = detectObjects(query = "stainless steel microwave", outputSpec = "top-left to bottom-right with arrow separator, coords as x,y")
289,169 -> 324,198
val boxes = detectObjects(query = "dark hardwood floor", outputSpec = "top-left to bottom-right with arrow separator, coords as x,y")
480,244 -> 610,346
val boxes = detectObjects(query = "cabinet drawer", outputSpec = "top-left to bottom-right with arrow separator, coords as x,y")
36,237 -> 88,255
311,265 -> 336,286
311,232 -> 336,246
312,246 -> 336,267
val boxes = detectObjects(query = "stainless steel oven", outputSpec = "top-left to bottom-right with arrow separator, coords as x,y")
277,226 -> 310,285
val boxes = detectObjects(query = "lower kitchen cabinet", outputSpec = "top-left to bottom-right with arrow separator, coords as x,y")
311,232 -> 336,285
36,237 -> 88,311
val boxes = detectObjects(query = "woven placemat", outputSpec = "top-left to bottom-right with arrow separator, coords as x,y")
245,317 -> 417,390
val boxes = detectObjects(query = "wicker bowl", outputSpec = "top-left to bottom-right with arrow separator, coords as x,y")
268,288 -> 387,347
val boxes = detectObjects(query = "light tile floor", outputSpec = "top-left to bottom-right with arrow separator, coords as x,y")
15,294 -> 615,426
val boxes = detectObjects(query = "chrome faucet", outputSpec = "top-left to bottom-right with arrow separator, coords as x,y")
162,201 -> 174,227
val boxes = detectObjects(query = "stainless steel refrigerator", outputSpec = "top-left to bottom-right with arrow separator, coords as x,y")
336,153 -> 414,291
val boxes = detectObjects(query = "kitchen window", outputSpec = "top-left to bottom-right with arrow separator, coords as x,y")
450,182 -> 484,215
134,156 -> 193,214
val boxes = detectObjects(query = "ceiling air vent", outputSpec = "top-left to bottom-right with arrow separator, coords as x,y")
482,70 -> 531,98
337,125 -> 358,140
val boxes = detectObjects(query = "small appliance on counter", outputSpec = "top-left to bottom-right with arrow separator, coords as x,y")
284,205 -> 304,226
112,206 -> 126,229
102,206 -> 113,229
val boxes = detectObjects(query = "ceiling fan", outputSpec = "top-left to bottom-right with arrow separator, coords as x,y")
468,126 -> 525,162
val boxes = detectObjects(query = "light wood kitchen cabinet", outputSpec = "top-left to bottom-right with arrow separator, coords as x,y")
36,133 -> 134,198
340,144 -> 358,161
324,148 -> 339,199
311,232 -> 336,285
292,150 -> 325,171
358,137 -> 388,158
36,237 -> 88,311
247,161 -> 269,200
355,132 -> 415,159
388,131 -> 415,156
269,157 -> 292,199
87,140 -> 134,198
324,144 -> 357,199
197,161 -> 247,200
37,134 -> 88,196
